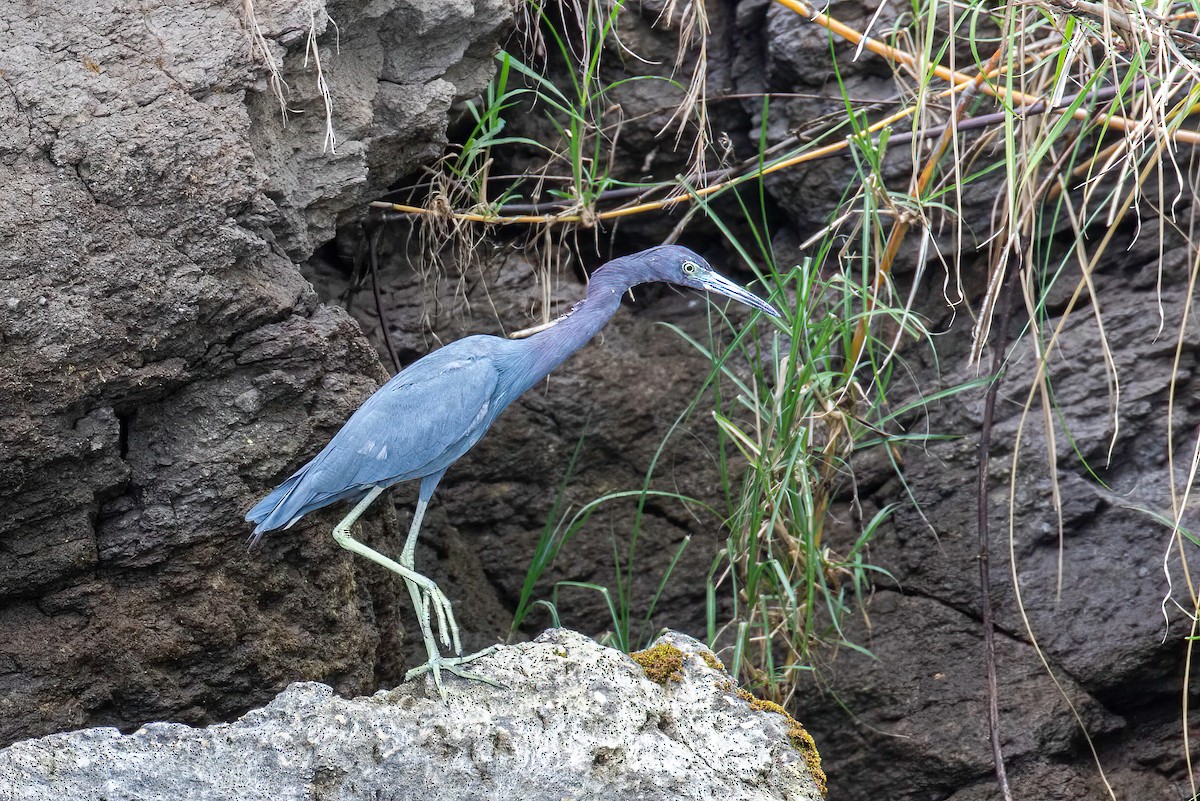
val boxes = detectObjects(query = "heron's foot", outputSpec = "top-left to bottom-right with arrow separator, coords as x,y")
405,645 -> 503,700
415,584 -> 463,655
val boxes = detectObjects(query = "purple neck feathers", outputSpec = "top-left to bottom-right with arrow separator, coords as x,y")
521,262 -> 641,388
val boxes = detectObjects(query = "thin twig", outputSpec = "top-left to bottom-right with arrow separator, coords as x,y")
845,47 -> 1005,372
371,80 -> 1145,227
771,0 -> 1200,143
978,265 -> 1015,801
369,226 -> 402,373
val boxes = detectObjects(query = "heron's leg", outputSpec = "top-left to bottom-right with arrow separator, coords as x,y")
330,487 -> 458,654
397,494 -> 467,653
393,505 -> 499,698
400,493 -> 425,571
402,470 -> 445,571
398,472 -> 502,698
404,643 -> 503,698
398,558 -> 501,699
395,471 -> 463,653
396,495 -> 462,655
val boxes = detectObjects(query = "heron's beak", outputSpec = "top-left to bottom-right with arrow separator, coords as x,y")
698,270 -> 783,318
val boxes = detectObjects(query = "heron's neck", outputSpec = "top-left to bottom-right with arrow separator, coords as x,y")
521,266 -> 633,388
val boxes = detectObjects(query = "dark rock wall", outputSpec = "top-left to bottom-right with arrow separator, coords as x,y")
0,0 -> 510,744
798,222 -> 1200,800
471,1 -> 1200,797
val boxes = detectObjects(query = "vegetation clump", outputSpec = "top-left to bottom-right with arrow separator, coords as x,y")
384,0 -> 1200,792
631,643 -> 686,685
737,688 -> 826,797
699,649 -> 725,673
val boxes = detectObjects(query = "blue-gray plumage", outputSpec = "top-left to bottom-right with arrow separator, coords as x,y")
246,244 -> 781,696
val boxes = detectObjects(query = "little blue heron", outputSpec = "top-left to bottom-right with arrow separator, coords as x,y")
246,245 -> 781,696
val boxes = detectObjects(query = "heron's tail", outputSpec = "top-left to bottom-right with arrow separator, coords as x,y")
245,470 -> 309,543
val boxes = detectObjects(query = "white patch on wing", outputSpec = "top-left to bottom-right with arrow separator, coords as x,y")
377,445 -> 389,460
357,440 -> 376,456
469,400 -> 490,430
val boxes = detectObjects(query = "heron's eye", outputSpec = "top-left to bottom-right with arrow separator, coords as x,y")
682,261 -> 699,276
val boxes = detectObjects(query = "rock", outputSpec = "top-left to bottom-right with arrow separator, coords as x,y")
0,0 -> 511,746
800,224 -> 1200,799
4,0 -> 1192,795
0,630 -> 826,801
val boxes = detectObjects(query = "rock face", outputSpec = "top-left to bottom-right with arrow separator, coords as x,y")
0,630 -> 825,801
794,226 -> 1200,800
3,0 -> 1195,796
0,0 -> 510,746
479,1 -> 1200,795
497,5 -> 1196,798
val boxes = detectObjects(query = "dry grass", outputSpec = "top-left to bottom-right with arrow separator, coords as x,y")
242,0 -> 340,153
372,0 -> 1200,792
242,0 -> 290,122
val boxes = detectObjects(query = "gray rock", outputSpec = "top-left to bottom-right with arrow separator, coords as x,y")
0,630 -> 824,801
0,0 -> 511,746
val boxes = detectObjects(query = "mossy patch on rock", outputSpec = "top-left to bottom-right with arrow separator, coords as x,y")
736,688 -> 827,797
699,650 -> 726,673
631,643 -> 686,684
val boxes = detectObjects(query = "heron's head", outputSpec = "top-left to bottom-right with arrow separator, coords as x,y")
636,245 -> 783,318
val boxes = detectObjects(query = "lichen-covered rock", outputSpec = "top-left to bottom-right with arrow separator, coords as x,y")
0,630 -> 825,801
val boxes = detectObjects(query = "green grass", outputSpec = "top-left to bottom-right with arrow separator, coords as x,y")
399,0 -> 1200,785
479,0 -> 980,702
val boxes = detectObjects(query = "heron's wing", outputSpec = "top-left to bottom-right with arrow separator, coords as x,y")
248,340 -> 504,532
311,345 -> 501,493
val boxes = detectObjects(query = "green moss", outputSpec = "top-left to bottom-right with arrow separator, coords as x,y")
736,688 -> 827,797
699,649 -> 726,673
631,645 -> 824,795
630,643 -> 686,684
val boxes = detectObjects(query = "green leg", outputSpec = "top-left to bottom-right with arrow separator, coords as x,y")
332,485 -> 499,700
330,487 -> 459,658
400,494 -> 425,570
396,496 -> 461,652
398,494 -> 500,698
